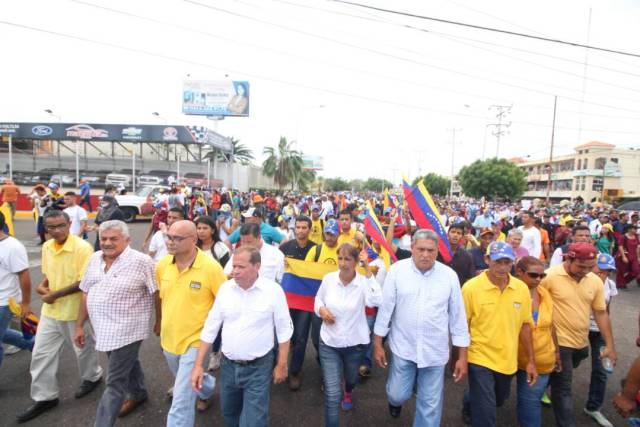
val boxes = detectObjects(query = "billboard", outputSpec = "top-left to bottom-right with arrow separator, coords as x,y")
182,80 -> 250,117
302,155 -> 324,171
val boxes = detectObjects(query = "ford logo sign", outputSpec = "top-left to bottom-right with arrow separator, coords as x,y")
32,125 -> 53,136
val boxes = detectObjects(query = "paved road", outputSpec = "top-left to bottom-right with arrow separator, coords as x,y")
1,219 -> 638,426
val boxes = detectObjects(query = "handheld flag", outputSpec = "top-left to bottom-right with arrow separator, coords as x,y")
363,200 -> 397,266
0,203 -> 14,235
402,177 -> 453,262
281,259 -> 337,312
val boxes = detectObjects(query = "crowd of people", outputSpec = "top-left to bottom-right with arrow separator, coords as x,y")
1,182 -> 640,427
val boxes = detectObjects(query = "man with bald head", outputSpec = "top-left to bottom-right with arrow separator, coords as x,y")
155,220 -> 227,425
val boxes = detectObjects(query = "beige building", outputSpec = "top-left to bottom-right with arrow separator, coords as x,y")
511,141 -> 640,202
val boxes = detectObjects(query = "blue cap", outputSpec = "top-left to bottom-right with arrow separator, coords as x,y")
487,241 -> 516,261
596,253 -> 616,271
48,182 -> 58,190
324,219 -> 339,235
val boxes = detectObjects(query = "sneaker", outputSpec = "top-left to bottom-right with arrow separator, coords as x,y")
388,403 -> 402,418
541,392 -> 551,407
208,351 -> 221,371
358,365 -> 371,378
196,398 -> 212,412
4,344 -> 21,355
583,408 -> 613,427
341,391 -> 353,411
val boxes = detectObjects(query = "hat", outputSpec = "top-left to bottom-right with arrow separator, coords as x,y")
324,219 -> 339,235
253,194 -> 264,203
566,242 -> 597,261
277,215 -> 285,223
479,227 -> 495,237
487,242 -> 516,261
596,253 -> 616,271
220,203 -> 231,213
242,207 -> 263,218
601,223 -> 613,232
48,182 -> 58,190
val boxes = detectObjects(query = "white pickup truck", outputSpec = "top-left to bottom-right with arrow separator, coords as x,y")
115,185 -> 169,222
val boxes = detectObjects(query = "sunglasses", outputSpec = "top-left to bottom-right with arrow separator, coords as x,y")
525,272 -> 546,279
163,234 -> 190,242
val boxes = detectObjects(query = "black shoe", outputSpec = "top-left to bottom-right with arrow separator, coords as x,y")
462,407 -> 472,425
389,403 -> 402,418
74,377 -> 102,399
16,399 -> 59,423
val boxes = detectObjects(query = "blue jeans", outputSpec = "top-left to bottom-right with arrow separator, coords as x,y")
386,352 -> 445,427
517,370 -> 550,427
289,309 -> 322,375
464,363 -> 514,427
220,351 -> 274,427
586,331 -> 608,411
319,340 -> 366,427
363,311 -> 376,368
0,305 -> 34,368
163,347 -> 216,427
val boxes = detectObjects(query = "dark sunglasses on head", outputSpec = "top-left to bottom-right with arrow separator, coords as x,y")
526,272 -> 546,279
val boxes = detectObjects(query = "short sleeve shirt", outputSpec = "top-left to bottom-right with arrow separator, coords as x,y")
0,236 -> 29,305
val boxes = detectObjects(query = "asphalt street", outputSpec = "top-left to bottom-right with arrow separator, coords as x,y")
1,219 -> 638,427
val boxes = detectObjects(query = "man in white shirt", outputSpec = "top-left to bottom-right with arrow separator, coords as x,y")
148,207 -> 184,262
320,196 -> 334,221
518,210 -> 542,258
0,211 -> 34,366
373,229 -> 470,426
191,246 -> 292,427
223,223 -> 284,283
63,191 -> 88,238
589,213 -> 609,236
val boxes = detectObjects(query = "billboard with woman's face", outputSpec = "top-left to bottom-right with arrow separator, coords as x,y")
182,80 -> 250,117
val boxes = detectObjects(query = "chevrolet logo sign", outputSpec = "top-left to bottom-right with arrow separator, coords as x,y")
122,127 -> 143,136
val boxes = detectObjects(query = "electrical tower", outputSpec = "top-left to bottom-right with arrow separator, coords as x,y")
489,105 -> 512,158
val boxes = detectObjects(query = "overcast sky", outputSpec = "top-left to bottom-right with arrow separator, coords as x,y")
2,0 -> 639,183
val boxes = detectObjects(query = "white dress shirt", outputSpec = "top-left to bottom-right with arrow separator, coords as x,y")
314,271 -> 382,348
224,242 -> 285,283
200,277 -> 293,361
149,229 -> 168,262
519,225 -> 542,258
374,259 -> 470,368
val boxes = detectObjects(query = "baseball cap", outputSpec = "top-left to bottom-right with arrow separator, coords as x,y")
220,203 -> 231,213
253,194 -> 264,203
479,227 -> 495,237
487,242 -> 516,261
241,207 -> 263,218
565,242 -> 597,261
324,219 -> 339,235
48,182 -> 59,190
596,253 -> 616,271
601,223 -> 613,232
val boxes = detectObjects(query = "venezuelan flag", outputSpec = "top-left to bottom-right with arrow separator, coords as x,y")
363,200 -> 397,269
402,177 -> 453,262
281,258 -> 338,312
0,202 -> 14,235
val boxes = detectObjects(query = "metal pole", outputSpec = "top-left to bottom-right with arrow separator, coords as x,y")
545,96 -> 558,204
207,159 -> 211,188
132,148 -> 136,193
450,129 -> 456,198
177,145 -> 181,183
8,135 -> 13,181
75,140 -> 80,189
600,160 -> 606,202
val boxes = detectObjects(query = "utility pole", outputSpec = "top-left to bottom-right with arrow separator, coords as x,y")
545,96 -> 557,204
489,105 -> 512,158
447,128 -> 462,198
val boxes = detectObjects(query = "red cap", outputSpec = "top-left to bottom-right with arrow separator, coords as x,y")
565,242 -> 597,261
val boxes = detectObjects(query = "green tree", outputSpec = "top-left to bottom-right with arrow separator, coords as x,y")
296,169 -> 317,192
203,137 -> 254,165
324,177 -> 350,191
262,136 -> 303,190
362,177 -> 393,192
349,179 -> 364,192
412,173 -> 451,196
458,158 -> 527,200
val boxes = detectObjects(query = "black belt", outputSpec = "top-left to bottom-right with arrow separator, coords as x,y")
223,351 -> 270,366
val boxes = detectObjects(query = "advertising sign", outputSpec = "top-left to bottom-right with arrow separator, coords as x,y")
182,80 -> 250,117
302,155 -> 324,171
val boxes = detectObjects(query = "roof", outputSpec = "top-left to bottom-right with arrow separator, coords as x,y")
574,141 -> 615,150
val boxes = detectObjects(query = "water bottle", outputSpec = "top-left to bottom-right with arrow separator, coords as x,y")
600,346 -> 614,374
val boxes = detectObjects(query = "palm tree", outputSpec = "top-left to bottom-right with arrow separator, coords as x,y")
203,137 -> 254,165
296,169 -> 316,192
262,137 -> 304,190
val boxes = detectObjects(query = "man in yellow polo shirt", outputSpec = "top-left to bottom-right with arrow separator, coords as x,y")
17,210 -> 102,424
541,242 -> 616,427
461,241 -> 537,427
156,220 -> 226,426
337,210 -> 364,249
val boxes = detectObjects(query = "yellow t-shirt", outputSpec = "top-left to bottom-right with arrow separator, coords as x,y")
309,219 -> 325,245
304,243 -> 339,265
337,227 -> 357,247
496,232 -> 506,242
517,286 -> 556,374
41,235 -> 94,321
541,264 -> 606,349
156,249 -> 226,355
462,272 -> 533,375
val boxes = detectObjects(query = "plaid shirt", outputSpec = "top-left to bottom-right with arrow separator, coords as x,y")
80,246 -> 157,351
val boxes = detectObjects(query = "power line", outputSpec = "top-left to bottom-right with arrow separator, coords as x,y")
329,0 -> 640,59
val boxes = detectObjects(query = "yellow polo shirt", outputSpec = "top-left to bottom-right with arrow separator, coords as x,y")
462,272 -> 532,375
518,286 -> 556,374
156,249 -> 226,355
541,264 -> 605,349
41,235 -> 93,321
305,243 -> 339,265
309,219 -> 325,245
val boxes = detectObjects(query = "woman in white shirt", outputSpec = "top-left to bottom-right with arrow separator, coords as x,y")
314,243 -> 382,427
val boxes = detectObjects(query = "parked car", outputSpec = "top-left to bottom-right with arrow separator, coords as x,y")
138,170 -> 175,186
50,173 -> 76,186
105,170 -> 133,189
81,170 -> 110,188
115,185 -> 169,222
182,172 -> 207,187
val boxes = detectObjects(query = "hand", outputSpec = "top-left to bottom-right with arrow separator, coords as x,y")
318,307 -> 335,325
636,336 -> 640,347
41,292 -> 57,305
374,343 -> 388,369
191,365 -> 204,392
526,361 -> 538,386
74,326 -> 85,348
600,347 -> 618,366
272,362 -> 288,384
19,302 -> 32,320
36,283 -> 49,296
554,351 -> 562,372
283,259 -> 290,269
452,357 -> 468,383
613,392 -> 637,418
622,256 -> 629,264
153,321 -> 161,337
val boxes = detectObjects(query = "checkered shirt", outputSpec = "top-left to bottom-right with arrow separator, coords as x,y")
80,246 -> 157,352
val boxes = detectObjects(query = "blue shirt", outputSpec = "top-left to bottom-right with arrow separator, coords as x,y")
374,259 -> 470,368
227,222 -> 284,245
79,182 -> 90,198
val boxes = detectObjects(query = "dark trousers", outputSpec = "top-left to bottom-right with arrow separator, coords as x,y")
80,196 -> 93,212
464,363 -> 514,427
94,340 -> 147,427
550,345 -> 589,427
289,309 -> 322,375
586,331 -> 608,411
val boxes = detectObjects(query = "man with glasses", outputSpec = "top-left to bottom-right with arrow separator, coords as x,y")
541,242 -> 617,427
156,220 -> 227,425
17,210 -> 103,423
